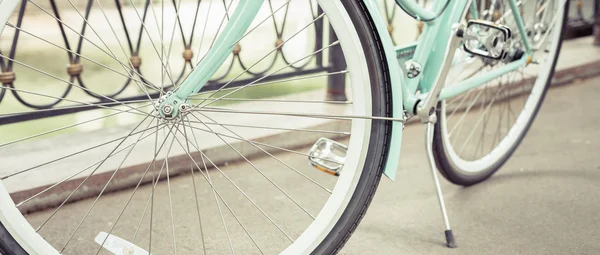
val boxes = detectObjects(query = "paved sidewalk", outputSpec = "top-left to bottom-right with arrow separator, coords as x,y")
339,75 -> 600,255
24,70 -> 600,255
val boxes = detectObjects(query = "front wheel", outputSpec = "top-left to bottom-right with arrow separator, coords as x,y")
0,0 -> 392,254
433,0 -> 568,186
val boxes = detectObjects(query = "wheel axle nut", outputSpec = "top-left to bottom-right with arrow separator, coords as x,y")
275,38 -> 284,50
162,105 -> 174,115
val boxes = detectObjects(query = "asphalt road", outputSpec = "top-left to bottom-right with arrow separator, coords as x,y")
23,76 -> 600,255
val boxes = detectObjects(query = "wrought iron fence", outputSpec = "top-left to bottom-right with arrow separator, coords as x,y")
0,0 -> 335,125
0,0 -> 595,126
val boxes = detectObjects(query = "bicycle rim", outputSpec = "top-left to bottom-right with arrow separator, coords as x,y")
436,0 -> 566,178
0,0 -> 380,254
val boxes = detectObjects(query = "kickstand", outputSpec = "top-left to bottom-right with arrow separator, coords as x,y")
425,121 -> 456,248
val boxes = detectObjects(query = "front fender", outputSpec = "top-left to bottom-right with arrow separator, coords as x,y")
362,0 -> 404,181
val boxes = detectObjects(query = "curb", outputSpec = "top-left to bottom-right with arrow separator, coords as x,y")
12,120 -> 350,214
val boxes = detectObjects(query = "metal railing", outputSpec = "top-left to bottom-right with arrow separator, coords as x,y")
0,0 -> 336,125
0,0 -> 595,126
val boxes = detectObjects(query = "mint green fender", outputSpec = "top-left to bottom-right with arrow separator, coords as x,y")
362,0 -> 404,181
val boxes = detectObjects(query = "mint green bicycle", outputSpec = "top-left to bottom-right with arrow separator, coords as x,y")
0,0 -> 567,254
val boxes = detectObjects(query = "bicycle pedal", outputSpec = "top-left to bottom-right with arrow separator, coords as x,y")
308,138 -> 346,176
95,232 -> 151,255
463,20 -> 513,60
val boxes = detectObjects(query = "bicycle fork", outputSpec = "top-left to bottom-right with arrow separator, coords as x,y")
415,23 -> 465,248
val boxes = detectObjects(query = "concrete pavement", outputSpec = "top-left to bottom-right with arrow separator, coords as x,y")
23,72 -> 600,254
341,76 -> 600,254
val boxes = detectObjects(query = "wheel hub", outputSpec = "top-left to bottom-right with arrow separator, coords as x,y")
156,91 -> 189,121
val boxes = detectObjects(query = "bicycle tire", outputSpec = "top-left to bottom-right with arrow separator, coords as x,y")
432,1 -> 569,186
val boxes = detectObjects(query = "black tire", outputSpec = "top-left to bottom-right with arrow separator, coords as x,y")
0,1 -> 393,254
0,221 -> 27,255
432,1 -> 569,186
312,0 -> 393,254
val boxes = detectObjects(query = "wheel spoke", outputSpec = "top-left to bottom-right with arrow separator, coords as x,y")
63,123 -> 177,253
0,102 -> 153,149
94,124 -> 179,255
0,55 -> 154,116
161,0 -> 186,91
189,70 -> 349,97
169,125 -> 294,243
93,0 -> 169,99
185,115 -> 235,254
448,86 -> 486,140
23,0 -> 161,93
195,12 -> 326,106
232,0 -> 293,46
169,127 -> 265,253
185,119 -> 349,135
182,117 -> 207,255
193,105 -> 406,123
144,0 -> 180,89
3,122 -> 164,181
196,39 -> 336,109
190,97 -> 352,104
190,113 -> 315,219
194,0 -> 214,64
165,144 -> 179,254
190,112 -> 332,193
180,120 -> 343,167
0,1 -> 390,253
0,99 -> 149,119
195,0 -> 234,65
64,0 -> 162,100
14,123 -> 164,208
458,76 -> 510,155
34,113 -> 154,233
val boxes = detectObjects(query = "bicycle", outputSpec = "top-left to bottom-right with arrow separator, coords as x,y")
0,0 -> 568,254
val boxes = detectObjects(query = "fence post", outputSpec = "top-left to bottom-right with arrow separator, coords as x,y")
326,28 -> 347,101
594,0 -> 600,45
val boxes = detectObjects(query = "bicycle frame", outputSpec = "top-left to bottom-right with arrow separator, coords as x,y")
0,0 -> 537,181
395,0 -> 534,103
354,0 -> 535,180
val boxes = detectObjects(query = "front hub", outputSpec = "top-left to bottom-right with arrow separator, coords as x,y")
156,91 -> 187,120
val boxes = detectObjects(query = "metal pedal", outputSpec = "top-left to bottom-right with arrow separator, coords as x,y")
308,138 -> 346,176
463,19 -> 513,60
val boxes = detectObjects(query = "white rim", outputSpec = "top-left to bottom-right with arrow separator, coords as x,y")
0,0 -> 374,254
440,2 -> 564,174
284,0 -> 372,253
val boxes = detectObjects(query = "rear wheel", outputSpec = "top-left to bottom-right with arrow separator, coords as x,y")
0,0 -> 393,254
433,0 -> 568,185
